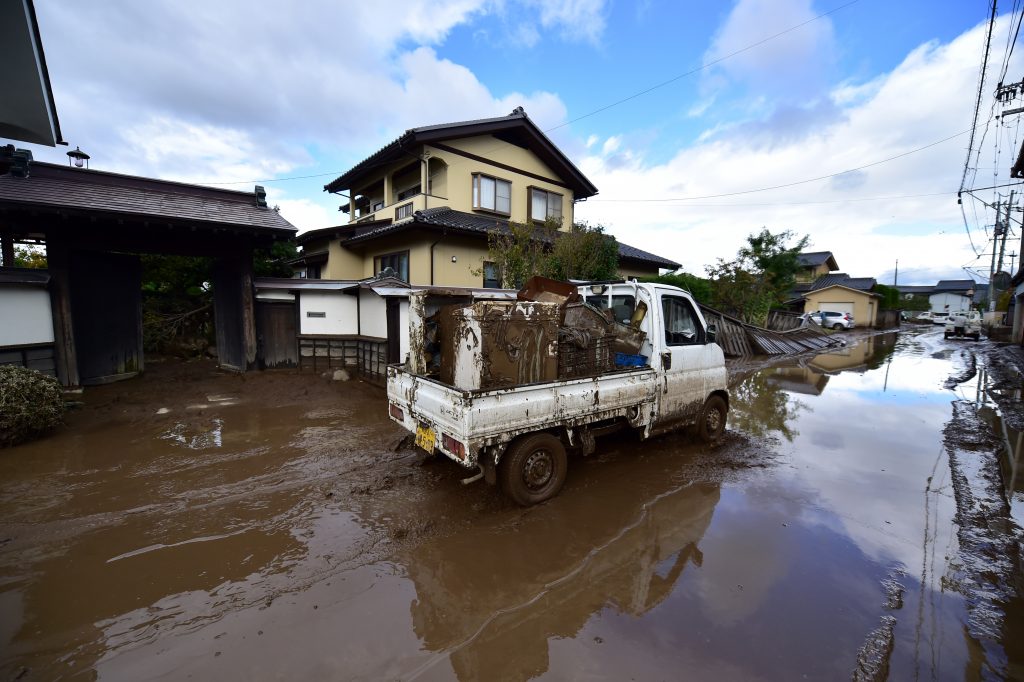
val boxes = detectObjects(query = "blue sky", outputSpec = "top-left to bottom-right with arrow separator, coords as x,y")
8,0 -> 1018,284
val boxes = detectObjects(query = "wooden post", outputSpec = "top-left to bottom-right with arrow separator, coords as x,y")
1,229 -> 13,267
240,247 -> 257,368
47,241 -> 80,387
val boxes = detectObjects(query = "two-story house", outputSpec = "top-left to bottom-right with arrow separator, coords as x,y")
292,108 -> 679,285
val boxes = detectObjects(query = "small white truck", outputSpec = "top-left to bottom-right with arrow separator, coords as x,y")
387,282 -> 729,506
944,310 -> 982,340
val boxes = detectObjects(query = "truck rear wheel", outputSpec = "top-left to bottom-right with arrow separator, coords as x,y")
499,433 -> 567,506
698,395 -> 727,443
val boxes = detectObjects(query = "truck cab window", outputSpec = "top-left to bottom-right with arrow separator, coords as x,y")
662,296 -> 701,346
585,294 -> 636,324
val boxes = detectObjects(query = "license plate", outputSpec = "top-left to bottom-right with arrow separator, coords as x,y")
415,424 -> 436,453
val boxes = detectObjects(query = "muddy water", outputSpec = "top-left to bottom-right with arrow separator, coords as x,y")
0,334 -> 1019,680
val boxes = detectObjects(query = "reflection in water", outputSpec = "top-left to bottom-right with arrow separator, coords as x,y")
405,482 -> 720,681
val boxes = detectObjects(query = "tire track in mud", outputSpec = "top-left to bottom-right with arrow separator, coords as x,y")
941,400 -> 1023,678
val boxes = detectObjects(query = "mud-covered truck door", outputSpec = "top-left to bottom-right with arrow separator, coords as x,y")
649,286 -> 727,434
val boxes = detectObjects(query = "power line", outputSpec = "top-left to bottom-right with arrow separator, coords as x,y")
585,127 -> 973,203
199,1 -> 861,187
960,0 -> 999,193
548,0 -> 859,131
590,191 -> 951,207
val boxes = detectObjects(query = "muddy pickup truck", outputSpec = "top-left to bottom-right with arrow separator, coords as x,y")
387,282 -> 729,506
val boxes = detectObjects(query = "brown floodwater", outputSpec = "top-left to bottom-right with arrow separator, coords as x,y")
0,330 -> 1021,680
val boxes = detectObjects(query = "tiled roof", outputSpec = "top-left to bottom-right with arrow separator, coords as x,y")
810,273 -> 877,292
345,207 -> 680,269
0,162 -> 297,233
934,279 -> 976,292
796,251 -> 836,267
323,108 -> 598,199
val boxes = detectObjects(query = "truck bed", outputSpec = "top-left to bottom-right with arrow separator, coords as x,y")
387,365 -> 659,468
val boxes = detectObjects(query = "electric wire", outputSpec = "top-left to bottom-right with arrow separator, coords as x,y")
197,1 -> 861,187
961,0 -> 999,193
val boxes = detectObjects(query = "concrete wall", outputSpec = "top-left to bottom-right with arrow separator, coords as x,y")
299,291 -> 358,335
0,287 -> 54,346
803,287 -> 878,327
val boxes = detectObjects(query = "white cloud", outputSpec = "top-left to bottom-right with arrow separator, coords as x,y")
522,0 -> 608,45
7,0 -> 591,226
704,0 -> 836,102
576,18 -> 1002,284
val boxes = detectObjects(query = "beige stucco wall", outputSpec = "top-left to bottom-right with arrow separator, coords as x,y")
618,264 -> 662,280
339,136 -> 576,228
803,286 -> 878,327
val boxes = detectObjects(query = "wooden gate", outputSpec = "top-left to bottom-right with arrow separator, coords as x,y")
69,251 -> 143,384
255,301 -> 297,368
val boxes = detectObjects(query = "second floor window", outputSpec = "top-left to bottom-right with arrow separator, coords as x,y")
375,251 -> 409,282
472,173 -> 511,215
529,187 -> 563,223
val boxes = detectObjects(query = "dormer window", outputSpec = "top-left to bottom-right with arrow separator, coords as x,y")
528,187 -> 562,224
472,173 -> 511,215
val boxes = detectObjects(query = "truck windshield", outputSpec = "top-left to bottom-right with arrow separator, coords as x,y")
585,294 -> 636,324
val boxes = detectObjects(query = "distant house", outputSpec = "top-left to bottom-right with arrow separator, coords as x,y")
929,280 -> 976,313
795,273 -> 881,327
292,108 -> 679,284
795,251 -> 839,283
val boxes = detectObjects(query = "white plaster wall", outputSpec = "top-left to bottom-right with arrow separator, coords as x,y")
929,293 -> 971,313
0,288 -> 54,346
299,291 -> 358,335
399,299 -> 410,362
256,290 -> 295,302
359,289 -> 388,339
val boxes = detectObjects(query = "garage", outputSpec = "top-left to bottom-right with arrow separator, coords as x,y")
817,302 -> 854,315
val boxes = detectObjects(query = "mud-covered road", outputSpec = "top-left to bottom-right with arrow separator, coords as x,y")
2,325 -> 1023,680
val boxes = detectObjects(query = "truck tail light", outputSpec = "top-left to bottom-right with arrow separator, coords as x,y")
389,403 -> 404,421
442,433 -> 465,460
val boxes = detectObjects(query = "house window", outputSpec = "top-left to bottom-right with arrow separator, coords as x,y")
662,296 -> 702,346
483,261 -> 501,288
472,173 -> 511,215
371,200 -> 385,212
528,187 -> 562,223
397,184 -> 420,202
375,251 -> 409,282
395,202 -> 414,220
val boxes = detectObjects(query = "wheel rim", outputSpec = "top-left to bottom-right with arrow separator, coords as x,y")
523,450 -> 554,490
705,407 -> 722,434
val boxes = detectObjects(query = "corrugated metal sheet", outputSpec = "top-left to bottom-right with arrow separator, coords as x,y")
698,303 -> 843,357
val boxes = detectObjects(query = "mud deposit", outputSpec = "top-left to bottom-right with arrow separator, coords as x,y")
1,330 -> 1022,680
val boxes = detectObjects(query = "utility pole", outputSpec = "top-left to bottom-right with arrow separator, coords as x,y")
990,198 -> 1002,311
998,190 -> 1015,277
893,259 -> 898,287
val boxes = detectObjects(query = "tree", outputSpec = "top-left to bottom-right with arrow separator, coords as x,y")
484,220 -> 619,288
642,272 -> 712,304
547,221 -> 619,282
13,245 -> 47,268
872,283 -> 900,309
705,228 -> 808,325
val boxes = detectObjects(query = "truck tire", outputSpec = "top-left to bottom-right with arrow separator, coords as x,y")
698,395 -> 728,443
499,433 -> 567,506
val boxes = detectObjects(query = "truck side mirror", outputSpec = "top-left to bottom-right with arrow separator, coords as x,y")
706,324 -> 717,344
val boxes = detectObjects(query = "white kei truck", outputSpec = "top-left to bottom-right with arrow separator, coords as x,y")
387,282 -> 729,506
